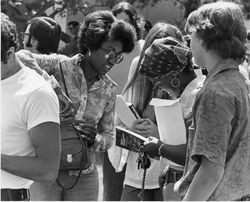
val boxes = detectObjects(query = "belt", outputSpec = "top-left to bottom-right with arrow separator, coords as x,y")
234,194 -> 250,201
1,188 -> 30,201
68,163 -> 95,176
165,166 -> 183,184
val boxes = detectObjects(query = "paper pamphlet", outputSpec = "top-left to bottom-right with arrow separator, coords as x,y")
115,95 -> 138,128
150,98 -> 186,166
150,98 -> 186,145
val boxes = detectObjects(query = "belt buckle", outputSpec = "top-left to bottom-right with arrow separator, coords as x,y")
20,189 -> 26,200
19,189 -> 29,201
3,189 -> 29,201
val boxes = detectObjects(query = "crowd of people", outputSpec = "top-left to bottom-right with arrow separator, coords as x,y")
1,0 -> 250,201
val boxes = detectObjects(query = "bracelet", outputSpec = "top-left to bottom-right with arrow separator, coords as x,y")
158,143 -> 165,156
41,70 -> 50,80
48,75 -> 61,89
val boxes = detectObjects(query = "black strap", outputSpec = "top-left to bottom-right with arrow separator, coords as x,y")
59,62 -> 70,98
56,169 -> 83,191
138,168 -> 147,201
57,60 -> 92,191
57,65 -> 85,190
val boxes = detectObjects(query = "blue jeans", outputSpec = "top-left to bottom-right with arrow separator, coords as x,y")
30,166 -> 99,201
121,185 -> 163,201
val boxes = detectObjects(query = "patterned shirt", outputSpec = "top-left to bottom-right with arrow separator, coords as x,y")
35,53 -> 117,152
176,59 -> 250,200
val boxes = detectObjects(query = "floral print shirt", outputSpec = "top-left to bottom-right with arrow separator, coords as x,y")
176,59 -> 250,200
35,53 -> 117,152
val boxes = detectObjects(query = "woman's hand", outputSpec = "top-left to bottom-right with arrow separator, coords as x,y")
91,134 -> 110,152
131,118 -> 160,138
17,50 -> 44,75
143,136 -> 163,158
74,122 -> 97,146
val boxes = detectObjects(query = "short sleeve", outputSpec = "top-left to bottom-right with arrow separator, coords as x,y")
23,86 -> 60,130
191,88 -> 235,167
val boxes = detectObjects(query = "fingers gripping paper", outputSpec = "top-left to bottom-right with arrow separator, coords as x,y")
150,98 -> 186,145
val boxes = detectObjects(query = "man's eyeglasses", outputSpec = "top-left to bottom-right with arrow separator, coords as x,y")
21,32 -> 31,40
100,47 -> 123,65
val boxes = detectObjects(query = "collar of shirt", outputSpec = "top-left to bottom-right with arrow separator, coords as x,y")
87,74 -> 117,92
206,58 -> 239,83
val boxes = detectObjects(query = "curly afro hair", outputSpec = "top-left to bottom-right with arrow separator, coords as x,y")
78,10 -> 136,55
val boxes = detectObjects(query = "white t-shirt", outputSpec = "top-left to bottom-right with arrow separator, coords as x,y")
1,65 -> 59,189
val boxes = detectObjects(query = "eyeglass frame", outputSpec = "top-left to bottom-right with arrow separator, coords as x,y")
100,47 -> 123,65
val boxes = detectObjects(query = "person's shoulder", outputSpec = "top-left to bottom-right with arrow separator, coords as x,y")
21,66 -> 57,101
32,84 -> 57,99
60,54 -> 84,75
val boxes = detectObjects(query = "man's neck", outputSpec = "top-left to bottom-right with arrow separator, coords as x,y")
1,55 -> 22,80
203,51 -> 222,74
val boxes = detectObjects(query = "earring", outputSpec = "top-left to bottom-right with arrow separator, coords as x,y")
87,48 -> 91,56
171,77 -> 180,88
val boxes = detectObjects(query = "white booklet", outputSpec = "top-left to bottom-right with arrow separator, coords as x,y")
150,98 -> 186,145
115,95 -> 138,128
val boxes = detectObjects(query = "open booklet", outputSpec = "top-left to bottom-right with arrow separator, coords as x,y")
116,126 -> 147,153
115,95 -> 146,153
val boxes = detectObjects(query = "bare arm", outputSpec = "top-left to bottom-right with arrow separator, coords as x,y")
159,143 -> 186,166
1,122 -> 60,185
143,136 -> 186,166
182,156 -> 224,201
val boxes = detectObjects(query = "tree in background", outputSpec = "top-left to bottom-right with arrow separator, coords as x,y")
2,0 -> 249,22
2,0 -> 249,47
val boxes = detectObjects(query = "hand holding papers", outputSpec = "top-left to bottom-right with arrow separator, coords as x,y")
150,98 -> 186,166
150,98 -> 186,145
